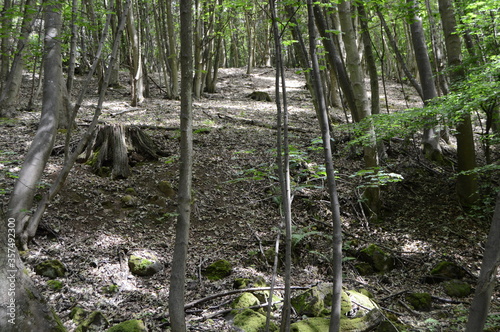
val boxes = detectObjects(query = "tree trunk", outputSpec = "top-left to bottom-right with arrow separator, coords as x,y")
169,0 -> 193,329
66,0 -> 79,93
166,0 -> 179,98
0,207 -> 65,331
7,1 -> 62,250
338,0 -> 380,217
465,191 -> 500,331
0,0 -> 37,117
307,2 -> 344,331
438,0 -> 478,206
407,0 -> 443,161
0,0 -> 13,89
126,0 -> 144,106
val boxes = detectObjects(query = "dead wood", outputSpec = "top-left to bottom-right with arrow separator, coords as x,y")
217,113 -> 311,133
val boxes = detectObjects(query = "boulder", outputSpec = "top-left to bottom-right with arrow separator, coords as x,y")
425,261 -> 465,283
35,259 -> 66,279
358,244 -> 394,273
232,308 -> 277,332
202,259 -> 232,281
442,279 -> 471,297
106,319 -> 148,332
128,251 -> 163,277
405,292 -> 432,311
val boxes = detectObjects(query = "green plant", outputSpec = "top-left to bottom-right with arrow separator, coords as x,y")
350,167 -> 404,188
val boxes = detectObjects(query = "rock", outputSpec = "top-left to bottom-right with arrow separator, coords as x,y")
231,292 -> 260,314
47,280 -> 63,291
354,262 -> 375,276
128,251 -> 163,277
358,244 -> 394,272
405,292 -> 432,311
124,187 -> 136,195
121,195 -> 138,207
106,319 -> 148,332
202,259 -> 232,281
232,308 -> 277,332
233,278 -> 253,289
158,180 -> 176,198
70,307 -> 88,325
247,91 -> 271,102
425,261 -> 465,283
290,317 -> 330,331
75,311 -> 109,332
35,259 -> 66,279
442,279 -> 471,297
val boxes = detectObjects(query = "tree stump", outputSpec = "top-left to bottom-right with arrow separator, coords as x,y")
80,124 -> 167,179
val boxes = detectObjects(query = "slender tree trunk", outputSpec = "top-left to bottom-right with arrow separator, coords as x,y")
66,0 -> 79,93
306,2 -> 343,331
7,1 -> 62,250
166,0 -> 179,98
169,0 -> 193,329
0,0 -> 13,89
407,0 -> 443,161
438,0 -> 478,206
126,0 -> 144,106
466,191 -> 500,331
0,0 -> 38,117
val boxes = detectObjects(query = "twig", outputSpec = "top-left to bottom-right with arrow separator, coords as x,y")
398,299 -> 421,316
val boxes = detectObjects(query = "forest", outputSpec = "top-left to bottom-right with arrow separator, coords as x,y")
0,0 -> 499,331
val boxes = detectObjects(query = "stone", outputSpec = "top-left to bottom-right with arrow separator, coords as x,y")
106,319 -> 148,332
442,279 -> 471,297
35,259 -> 66,279
202,259 -> 232,281
358,244 -> 394,272
69,307 -> 88,325
405,292 -> 432,311
232,308 -> 277,332
247,91 -> 272,102
121,195 -> 138,207
231,293 -> 260,315
291,283 -> 351,317
128,251 -> 163,277
75,311 -> 109,332
158,181 -> 176,198
290,317 -> 330,331
425,261 -> 465,283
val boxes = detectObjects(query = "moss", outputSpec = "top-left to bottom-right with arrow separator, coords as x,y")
427,261 -> 465,283
85,150 -> 100,166
128,254 -> 161,276
405,292 -> 432,311
359,244 -> 394,272
35,259 -> 66,279
124,187 -> 136,194
106,319 -> 147,332
69,307 -> 88,325
232,309 -> 277,332
75,311 -> 109,332
233,278 -> 253,289
50,307 -> 67,332
202,259 -> 232,281
102,284 -> 119,294
47,280 -> 63,291
231,293 -> 260,315
290,317 -> 330,331
442,280 -> 471,297
158,180 -> 176,198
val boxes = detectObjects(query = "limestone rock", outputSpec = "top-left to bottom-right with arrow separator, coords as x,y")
358,244 -> 394,272
202,259 -> 232,281
106,319 -> 148,332
35,259 -> 66,279
442,279 -> 471,297
128,251 -> 163,277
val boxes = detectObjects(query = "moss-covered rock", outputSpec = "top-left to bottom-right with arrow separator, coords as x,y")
106,319 -> 147,332
202,259 -> 232,281
405,292 -> 432,311
47,280 -> 63,291
442,279 -> 471,297
102,284 -> 120,294
35,259 -> 66,279
290,317 -> 330,331
358,244 -> 394,272
121,195 -> 138,207
158,180 -> 176,198
75,311 -> 109,332
128,251 -> 163,277
232,308 -> 277,332
124,187 -> 136,195
354,262 -> 374,276
425,261 -> 465,283
69,307 -> 88,325
233,278 -> 253,289
291,284 -> 352,317
231,292 -> 260,312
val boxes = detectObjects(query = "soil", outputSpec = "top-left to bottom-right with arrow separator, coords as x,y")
1,67 -> 499,331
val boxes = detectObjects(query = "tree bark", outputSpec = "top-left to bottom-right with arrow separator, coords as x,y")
126,0 -> 144,106
169,0 -> 193,329
0,0 -> 37,117
0,206 -> 65,331
438,0 -> 478,206
466,191 -> 500,331
7,1 -> 62,250
166,0 -> 179,98
407,0 -> 443,161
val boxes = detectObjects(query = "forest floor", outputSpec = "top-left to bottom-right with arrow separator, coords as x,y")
1,67 -> 499,331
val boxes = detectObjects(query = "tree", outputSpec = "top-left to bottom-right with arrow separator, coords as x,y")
0,206 -> 65,331
7,0 -> 63,250
407,0 -> 442,161
168,0 -> 193,329
438,0 -> 478,206
466,190 -> 500,331
126,0 -> 144,106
